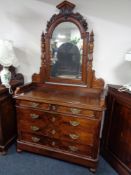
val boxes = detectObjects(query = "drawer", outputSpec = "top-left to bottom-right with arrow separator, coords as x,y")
16,100 -> 95,118
19,119 -> 99,146
57,106 -> 95,117
19,132 -> 95,158
16,100 -> 49,110
17,108 -> 99,133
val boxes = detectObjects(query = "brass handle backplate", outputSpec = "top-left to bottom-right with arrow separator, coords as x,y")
69,120 -> 80,127
31,102 -> 39,108
69,134 -> 79,140
70,108 -> 81,115
31,126 -> 40,132
68,146 -> 78,152
30,114 -> 39,119
32,137 -> 40,143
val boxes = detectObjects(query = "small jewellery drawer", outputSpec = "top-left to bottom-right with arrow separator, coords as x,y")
16,100 -> 49,110
20,132 -> 95,158
56,106 -> 95,118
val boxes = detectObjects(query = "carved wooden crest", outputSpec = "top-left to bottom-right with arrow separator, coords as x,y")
46,0 -> 88,32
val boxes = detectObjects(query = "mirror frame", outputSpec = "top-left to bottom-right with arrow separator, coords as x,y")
50,22 -> 83,80
32,1 -> 104,89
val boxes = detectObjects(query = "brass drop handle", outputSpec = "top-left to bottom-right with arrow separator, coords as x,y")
69,134 -> 79,140
31,102 -> 39,108
31,126 -> 40,132
30,114 -> 39,119
49,104 -> 57,111
70,108 -> 81,114
68,146 -> 78,152
32,137 -> 40,143
69,120 -> 80,127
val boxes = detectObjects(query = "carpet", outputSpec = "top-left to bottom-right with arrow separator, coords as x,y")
0,144 -> 118,175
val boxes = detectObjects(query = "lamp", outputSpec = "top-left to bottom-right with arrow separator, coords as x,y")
0,40 -> 19,94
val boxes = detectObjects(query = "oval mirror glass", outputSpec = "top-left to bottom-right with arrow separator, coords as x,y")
50,22 -> 83,80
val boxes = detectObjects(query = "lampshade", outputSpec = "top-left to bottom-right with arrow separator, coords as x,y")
125,50 -> 131,61
0,40 -> 19,67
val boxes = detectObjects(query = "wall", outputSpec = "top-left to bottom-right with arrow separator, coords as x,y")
0,0 -> 131,85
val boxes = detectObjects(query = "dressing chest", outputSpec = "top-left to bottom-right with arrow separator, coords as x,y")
14,1 -> 105,172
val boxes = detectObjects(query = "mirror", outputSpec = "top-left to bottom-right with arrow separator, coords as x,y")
32,1 -> 103,88
50,22 -> 83,80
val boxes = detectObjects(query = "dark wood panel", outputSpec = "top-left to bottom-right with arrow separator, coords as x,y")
102,85 -> 131,175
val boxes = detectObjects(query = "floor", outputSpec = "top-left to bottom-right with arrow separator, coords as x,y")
0,144 -> 118,175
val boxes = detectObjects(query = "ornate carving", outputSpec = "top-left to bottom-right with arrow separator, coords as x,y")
87,31 -> 94,68
89,30 -> 94,55
86,31 -> 94,87
46,1 -> 88,31
57,0 -> 75,18
41,32 -> 46,65
32,32 -> 47,83
46,14 -> 57,32
36,0 -> 104,89
74,13 -> 88,31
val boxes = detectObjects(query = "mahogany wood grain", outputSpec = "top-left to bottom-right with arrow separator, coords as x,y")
102,85 -> 131,175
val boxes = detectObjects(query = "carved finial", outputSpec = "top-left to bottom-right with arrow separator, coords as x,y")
56,1 -> 75,14
90,30 -> 94,42
56,1 -> 75,19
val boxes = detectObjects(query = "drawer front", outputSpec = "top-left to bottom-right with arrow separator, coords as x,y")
16,100 -> 95,118
57,106 -> 95,117
20,132 -> 95,158
17,107 -> 99,132
17,108 -> 100,146
17,100 -> 49,110
19,121 -> 96,146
